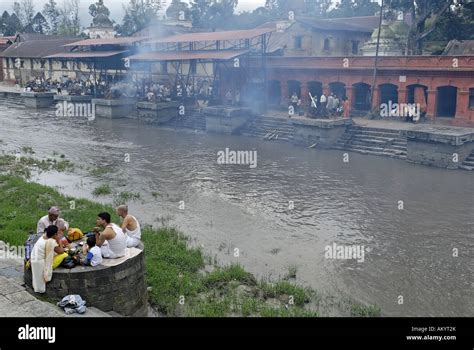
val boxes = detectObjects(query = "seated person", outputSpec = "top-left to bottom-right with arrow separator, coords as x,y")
81,236 -> 103,267
95,212 -> 127,259
57,219 -> 70,247
116,205 -> 141,248
37,207 -> 69,234
31,225 -> 68,293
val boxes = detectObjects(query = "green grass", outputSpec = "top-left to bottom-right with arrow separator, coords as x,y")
114,191 -> 141,205
0,175 -> 381,317
21,146 -> 35,155
92,184 -> 112,196
0,153 -> 73,178
89,167 -> 110,177
350,304 -> 382,317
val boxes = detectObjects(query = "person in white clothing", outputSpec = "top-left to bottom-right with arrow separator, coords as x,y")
37,207 -> 69,234
30,225 -> 66,293
95,212 -> 127,259
81,236 -> 103,267
116,205 -> 141,248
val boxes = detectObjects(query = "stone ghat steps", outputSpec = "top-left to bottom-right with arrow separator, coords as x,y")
241,116 -> 294,142
167,111 -> 206,130
335,126 -> 408,159
460,151 -> 474,171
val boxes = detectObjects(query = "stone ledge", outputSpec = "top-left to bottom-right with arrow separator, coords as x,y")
291,117 -> 353,128
21,92 -> 56,98
92,98 -> 137,106
24,243 -> 148,316
54,95 -> 94,102
403,125 -> 474,146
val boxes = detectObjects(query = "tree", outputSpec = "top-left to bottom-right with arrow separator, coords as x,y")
12,2 -> 22,26
119,0 -> 162,35
57,0 -> 81,36
20,0 -> 35,27
429,2 -> 474,42
43,0 -> 60,34
31,12 -> 50,34
189,0 -> 211,28
328,0 -> 380,18
385,0 -> 457,54
190,0 -> 238,29
306,0 -> 332,17
4,12 -> 21,35
264,0 -> 288,17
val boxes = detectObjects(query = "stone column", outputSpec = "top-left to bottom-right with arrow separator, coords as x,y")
426,89 -> 437,121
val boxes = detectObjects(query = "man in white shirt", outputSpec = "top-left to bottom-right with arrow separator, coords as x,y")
37,207 -> 69,234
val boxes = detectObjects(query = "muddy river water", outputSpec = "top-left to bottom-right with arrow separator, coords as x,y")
0,97 -> 472,316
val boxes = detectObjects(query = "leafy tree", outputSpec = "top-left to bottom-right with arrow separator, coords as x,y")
119,0 -> 162,36
430,2 -> 474,41
190,0 -> 238,29
265,0 -> 334,18
31,12 -> 49,34
4,12 -> 21,35
12,2 -> 22,26
189,0 -> 211,28
43,0 -> 60,35
385,0 -> 457,54
20,0 -> 35,27
57,0 -> 81,36
328,0 -> 380,18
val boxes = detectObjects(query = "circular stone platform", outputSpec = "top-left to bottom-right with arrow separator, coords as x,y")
24,243 -> 148,316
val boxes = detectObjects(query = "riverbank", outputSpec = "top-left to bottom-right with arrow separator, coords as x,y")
0,152 -> 381,317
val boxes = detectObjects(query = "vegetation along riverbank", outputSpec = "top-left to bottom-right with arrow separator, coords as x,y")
0,149 -> 381,317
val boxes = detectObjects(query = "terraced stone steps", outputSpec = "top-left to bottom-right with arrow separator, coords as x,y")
460,150 -> 474,171
335,125 -> 408,159
241,116 -> 294,142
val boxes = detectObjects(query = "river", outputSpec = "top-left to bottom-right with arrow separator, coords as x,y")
0,97 -> 472,317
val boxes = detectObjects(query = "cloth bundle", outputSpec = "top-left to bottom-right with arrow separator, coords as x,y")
57,295 -> 87,314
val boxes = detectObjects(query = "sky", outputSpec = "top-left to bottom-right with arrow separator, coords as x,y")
0,0 -> 268,26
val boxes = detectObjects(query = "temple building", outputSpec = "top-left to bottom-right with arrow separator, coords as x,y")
361,16 -> 410,56
84,10 -> 116,39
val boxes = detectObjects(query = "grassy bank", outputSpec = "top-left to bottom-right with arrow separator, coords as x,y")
0,152 -> 381,317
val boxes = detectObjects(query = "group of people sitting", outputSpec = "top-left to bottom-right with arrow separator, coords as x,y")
30,205 -> 141,294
